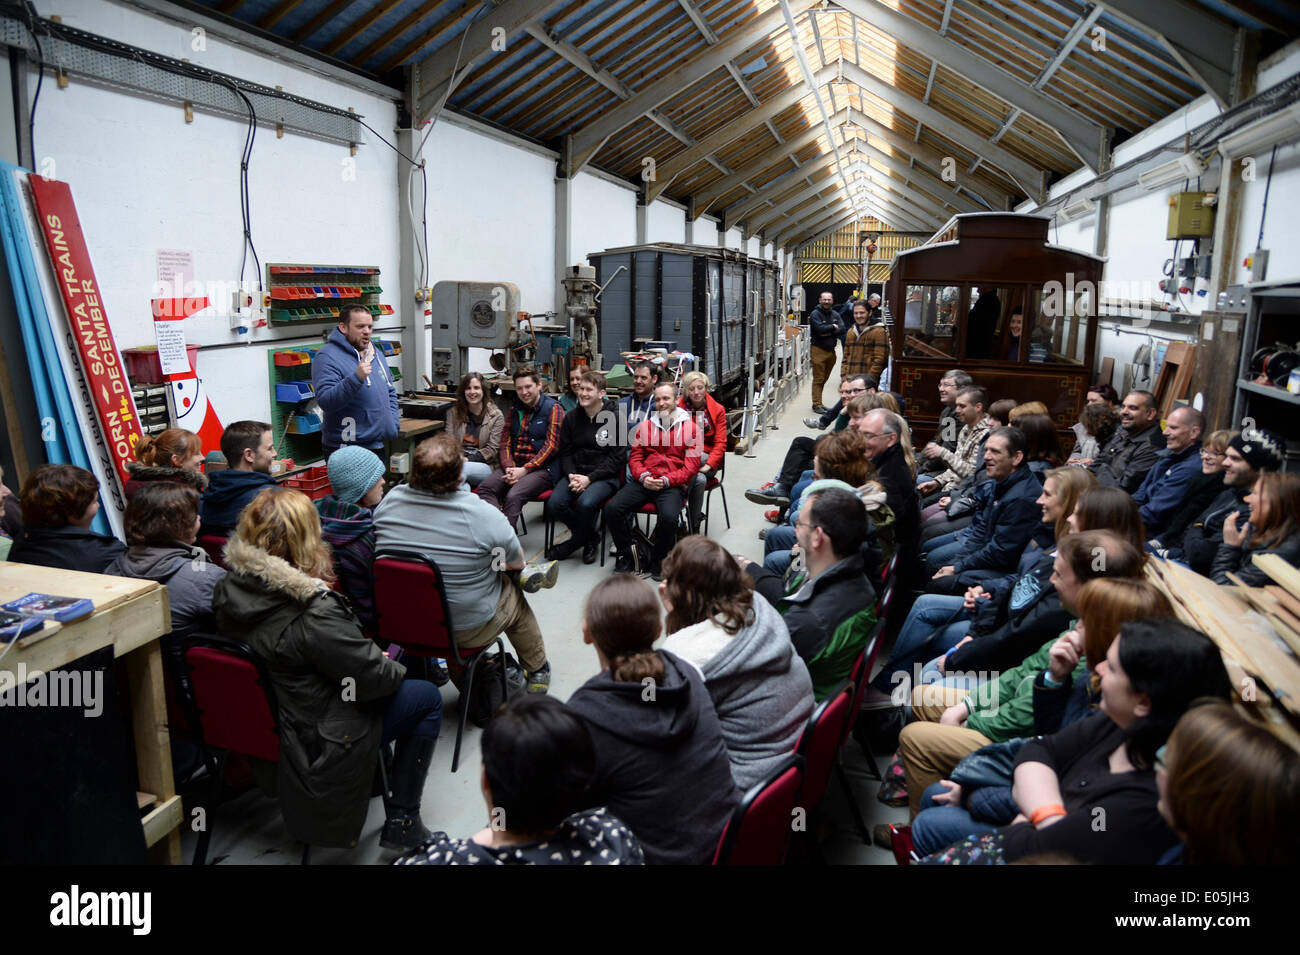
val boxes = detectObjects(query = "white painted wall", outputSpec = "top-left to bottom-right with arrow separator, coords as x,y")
425,120 -> 555,312
646,200 -> 684,244
725,227 -> 744,250
28,0 -> 401,427
573,171 -> 636,259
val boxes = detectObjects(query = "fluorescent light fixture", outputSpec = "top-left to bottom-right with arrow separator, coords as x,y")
1217,102 -> 1300,158
1138,153 -> 1206,191
1058,198 -> 1096,222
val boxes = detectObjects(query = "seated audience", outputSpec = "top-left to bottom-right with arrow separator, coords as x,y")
917,370 -> 973,480
1015,413 -> 1064,472
1067,402 -> 1120,467
908,577 -> 1173,854
0,465 -> 20,555
559,366 -> 583,413
566,574 -> 738,865
1086,383 -> 1119,406
446,372 -> 504,489
897,532 -> 1144,817
314,445 -> 386,632
919,398 -> 1015,542
1178,427 -> 1284,574
476,365 -> 564,530
374,434 -> 553,692
659,537 -> 814,790
214,487 -> 443,851
741,487 -> 877,698
1157,700 -> 1300,865
1149,428 -> 1235,553
923,427 -> 1044,586
396,696 -> 645,865
679,371 -> 728,533
107,482 -> 225,650
918,387 -> 989,496
606,381 -> 701,579
124,428 -> 207,500
870,466 -> 1094,700
802,373 -> 877,431
9,464 -> 124,573
857,408 -> 920,570
546,368 -> 625,564
1088,390 -> 1165,492
1008,401 -> 1049,420
199,420 -> 277,537
617,361 -> 658,448
748,374 -> 876,508
1131,406 -> 1204,537
923,619 -> 1231,865
1212,471 -> 1300,586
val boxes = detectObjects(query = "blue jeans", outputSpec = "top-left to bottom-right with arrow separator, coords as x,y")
764,523 -> 796,557
462,461 -> 492,489
925,537 -> 966,573
381,679 -> 443,743
546,478 -> 619,544
872,594 -> 970,693
912,782 -> 996,858
921,530 -> 960,555
788,470 -> 815,521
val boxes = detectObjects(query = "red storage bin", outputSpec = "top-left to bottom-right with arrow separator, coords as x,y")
124,345 -> 202,384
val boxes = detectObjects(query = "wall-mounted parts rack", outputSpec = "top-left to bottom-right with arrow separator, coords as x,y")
266,263 -> 393,325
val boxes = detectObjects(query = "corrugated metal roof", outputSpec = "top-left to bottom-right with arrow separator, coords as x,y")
193,0 -> 1299,244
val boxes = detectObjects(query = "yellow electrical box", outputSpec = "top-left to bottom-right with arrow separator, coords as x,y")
1167,192 -> 1215,238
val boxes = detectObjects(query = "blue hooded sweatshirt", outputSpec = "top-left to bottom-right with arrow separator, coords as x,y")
312,327 -> 400,450
199,469 -> 278,537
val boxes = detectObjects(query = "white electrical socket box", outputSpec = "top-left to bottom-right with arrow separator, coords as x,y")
390,452 -> 410,474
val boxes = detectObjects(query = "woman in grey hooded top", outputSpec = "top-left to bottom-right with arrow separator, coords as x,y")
658,536 -> 814,791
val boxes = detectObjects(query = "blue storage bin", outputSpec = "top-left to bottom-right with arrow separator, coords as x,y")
287,413 -> 322,434
276,380 -> 314,402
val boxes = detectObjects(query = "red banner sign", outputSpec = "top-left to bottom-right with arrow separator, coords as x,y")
29,176 -> 142,487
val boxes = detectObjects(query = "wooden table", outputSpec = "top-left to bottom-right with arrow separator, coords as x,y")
384,417 -> 444,478
0,561 -> 181,863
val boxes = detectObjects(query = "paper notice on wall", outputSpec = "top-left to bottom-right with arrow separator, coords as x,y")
154,319 -> 190,375
156,248 -> 193,297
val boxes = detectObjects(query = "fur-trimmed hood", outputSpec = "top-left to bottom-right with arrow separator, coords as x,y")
125,460 -> 209,491
221,535 -> 330,603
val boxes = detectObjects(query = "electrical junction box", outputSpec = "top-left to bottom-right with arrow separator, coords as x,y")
1167,192 -> 1215,239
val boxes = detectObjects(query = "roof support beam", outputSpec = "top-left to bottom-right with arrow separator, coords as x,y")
836,59 -> 1046,200
645,65 -> 835,203
563,0 -> 821,177
1095,0 -> 1237,109
726,156 -> 844,226
690,125 -> 828,217
835,0 -> 1106,171
676,0 -> 719,44
739,170 -> 843,233
838,117 -> 981,213
416,0 -> 568,120
842,157 -> 951,224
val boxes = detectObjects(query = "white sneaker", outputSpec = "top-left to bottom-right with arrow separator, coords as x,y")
803,415 -> 824,429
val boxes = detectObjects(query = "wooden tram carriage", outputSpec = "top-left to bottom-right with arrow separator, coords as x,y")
884,213 -> 1104,445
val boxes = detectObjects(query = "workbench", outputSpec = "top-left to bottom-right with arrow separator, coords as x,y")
0,561 -> 180,863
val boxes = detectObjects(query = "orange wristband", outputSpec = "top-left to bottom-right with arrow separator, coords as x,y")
1029,804 -> 1067,826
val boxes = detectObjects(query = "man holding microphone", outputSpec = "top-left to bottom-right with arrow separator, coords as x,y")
313,305 -> 401,461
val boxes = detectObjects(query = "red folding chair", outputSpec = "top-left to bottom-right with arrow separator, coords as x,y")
182,634 -> 296,864
794,678 -> 855,813
373,550 -> 507,772
518,488 -> 552,539
713,754 -> 805,865
700,465 -> 731,535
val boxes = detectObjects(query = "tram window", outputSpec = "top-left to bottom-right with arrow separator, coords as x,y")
966,286 -> 1026,361
1036,286 -> 1089,365
903,285 -> 958,358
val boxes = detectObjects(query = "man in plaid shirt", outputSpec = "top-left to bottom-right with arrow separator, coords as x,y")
476,366 -> 565,530
918,386 -> 990,496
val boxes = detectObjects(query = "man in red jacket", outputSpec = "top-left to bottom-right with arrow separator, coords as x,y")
606,381 -> 701,578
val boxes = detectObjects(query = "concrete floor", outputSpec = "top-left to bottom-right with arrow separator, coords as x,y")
181,370 -> 909,865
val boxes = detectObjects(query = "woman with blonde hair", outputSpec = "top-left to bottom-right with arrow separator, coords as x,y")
566,573 -> 738,865
678,370 -> 728,533
213,486 -> 443,853
124,427 -> 207,500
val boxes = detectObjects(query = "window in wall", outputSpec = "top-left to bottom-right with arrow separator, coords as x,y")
965,286 -> 1029,361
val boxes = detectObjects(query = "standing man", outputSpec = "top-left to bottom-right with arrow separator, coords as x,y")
1088,390 -> 1165,492
841,300 -> 890,384
807,291 -> 845,414
606,381 -> 701,578
476,366 -> 564,531
313,305 -> 400,460
546,369 -> 625,564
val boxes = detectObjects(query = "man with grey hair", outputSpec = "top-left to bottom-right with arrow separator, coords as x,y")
856,408 -> 919,565
1131,405 -> 1204,536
